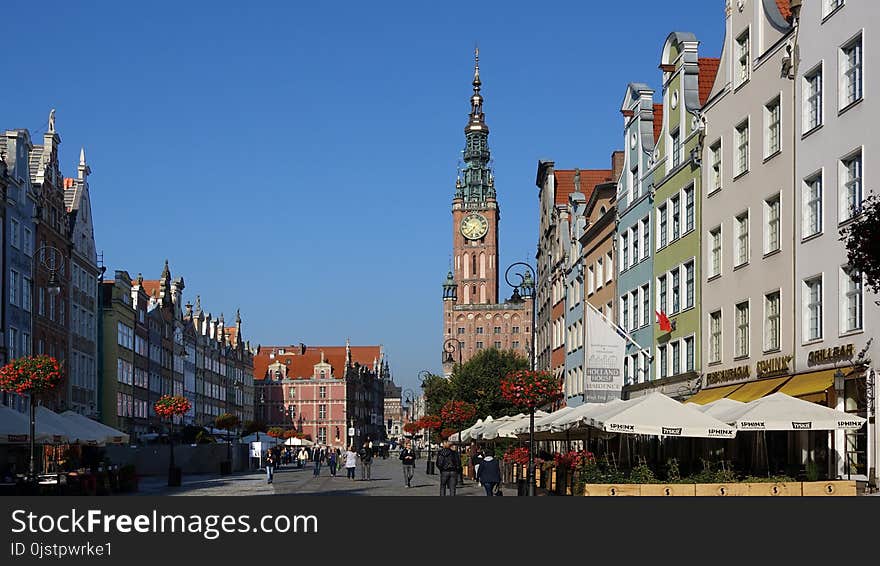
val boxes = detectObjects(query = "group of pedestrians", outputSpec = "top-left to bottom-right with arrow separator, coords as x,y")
432,441 -> 501,496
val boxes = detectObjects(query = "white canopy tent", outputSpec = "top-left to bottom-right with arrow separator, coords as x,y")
589,393 -> 737,439
239,433 -> 282,448
687,398 -> 748,423
485,411 -> 548,440
60,411 -> 129,445
725,392 -> 866,431
470,415 -> 517,441
546,400 -> 627,434
0,404 -> 65,444
284,437 -> 314,446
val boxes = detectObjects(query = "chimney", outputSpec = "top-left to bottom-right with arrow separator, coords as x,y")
611,150 -> 626,182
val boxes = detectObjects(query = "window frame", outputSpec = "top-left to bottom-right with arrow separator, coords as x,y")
803,65 -> 824,135
764,290 -> 781,353
764,96 -> 782,159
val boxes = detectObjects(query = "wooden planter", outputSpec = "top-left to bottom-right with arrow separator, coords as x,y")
801,480 -> 857,496
581,481 -> 857,496
640,484 -> 697,496
745,482 -> 801,496
693,483 -> 749,496
583,484 -> 640,496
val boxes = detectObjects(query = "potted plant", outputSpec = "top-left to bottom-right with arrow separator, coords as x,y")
215,413 -> 240,475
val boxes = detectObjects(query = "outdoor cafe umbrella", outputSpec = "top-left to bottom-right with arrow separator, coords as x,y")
725,392 -> 867,431
515,406 -> 577,441
0,404 -> 66,444
590,393 -> 737,439
36,406 -> 100,445
283,437 -> 314,446
60,411 -> 129,445
488,411 -> 548,440
471,415 -> 517,441
687,398 -> 748,423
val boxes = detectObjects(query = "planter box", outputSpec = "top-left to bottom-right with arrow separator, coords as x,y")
583,484 -> 640,496
694,483 -> 749,496
746,482 -> 801,496
801,481 -> 856,496
640,484 -> 696,496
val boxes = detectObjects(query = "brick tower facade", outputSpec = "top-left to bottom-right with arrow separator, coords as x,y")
441,50 -> 532,375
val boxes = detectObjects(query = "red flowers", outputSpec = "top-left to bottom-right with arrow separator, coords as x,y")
500,370 -> 562,409
502,447 -> 532,465
402,422 -> 419,434
553,450 -> 595,470
417,415 -> 442,432
267,427 -> 287,439
440,400 -> 476,426
440,428 -> 457,440
0,356 -> 63,396
153,395 -> 191,419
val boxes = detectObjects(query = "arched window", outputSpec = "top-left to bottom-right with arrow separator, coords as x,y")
479,253 -> 486,278
464,253 -> 470,278
480,284 -> 486,303
472,254 -> 478,276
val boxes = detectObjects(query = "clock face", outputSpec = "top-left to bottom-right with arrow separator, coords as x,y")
460,213 -> 489,240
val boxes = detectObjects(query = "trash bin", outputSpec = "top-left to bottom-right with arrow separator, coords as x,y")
219,461 -> 232,475
426,460 -> 435,475
168,467 -> 182,487
517,479 -> 529,496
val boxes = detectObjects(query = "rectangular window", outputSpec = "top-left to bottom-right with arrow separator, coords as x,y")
631,226 -> 639,265
659,345 -> 668,379
671,269 -> 680,314
843,267 -> 863,332
631,290 -> 639,332
765,291 -> 781,352
319,405 -> 326,419
494,341 -> 502,349
685,336 -> 695,372
641,217 -> 650,260
10,218 -> 20,249
710,140 -> 722,193
587,266 -> 594,295
23,227 -> 33,256
671,341 -> 681,376
658,204 -> 668,248
823,0 -> 844,16
621,296 -> 629,332
512,326 -> 520,334
476,327 -> 484,334
736,212 -> 749,266
710,227 -> 722,278
841,36 -> 863,108
684,187 -> 694,233
658,275 -> 667,314
765,195 -> 781,253
737,30 -> 750,83
512,341 -> 520,349
671,129 -> 681,168
804,68 -> 823,132
671,195 -> 681,240
841,152 -> 862,222
736,120 -> 749,176
803,174 -> 823,237
685,261 -> 694,309
9,270 -> 18,306
642,284 -> 650,327
606,253 -> 613,283
596,258 -> 604,289
8,327 -> 18,360
805,276 -> 823,341
457,327 -> 465,335
621,233 -> 629,271
736,301 -> 750,358
319,386 -> 326,398
765,97 -> 781,156
493,326 -> 502,334
476,342 -> 484,350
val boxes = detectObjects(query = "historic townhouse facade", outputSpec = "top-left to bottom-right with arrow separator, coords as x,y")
563,173 -> 588,404
442,50 -> 532,374
64,149 -> 101,417
642,33 -> 718,399
254,342 -> 387,449
616,84 -> 661,391
695,1 -> 795,402
793,0 -> 878,483
1,129 -> 37,412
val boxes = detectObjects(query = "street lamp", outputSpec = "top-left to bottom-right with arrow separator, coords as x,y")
442,338 -> 462,371
505,261 -> 537,496
418,369 -> 435,474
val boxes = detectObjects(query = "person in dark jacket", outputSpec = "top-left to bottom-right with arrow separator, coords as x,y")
435,441 -> 462,496
399,442 -> 417,488
358,444 -> 373,480
476,450 -> 501,496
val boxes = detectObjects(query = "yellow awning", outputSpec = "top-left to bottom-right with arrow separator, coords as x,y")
685,383 -> 744,405
776,369 -> 835,401
727,376 -> 791,402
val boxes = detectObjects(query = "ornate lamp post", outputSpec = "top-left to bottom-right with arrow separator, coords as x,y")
504,262 -> 536,369
442,338 -> 462,373
417,370 -> 435,474
154,395 -> 191,487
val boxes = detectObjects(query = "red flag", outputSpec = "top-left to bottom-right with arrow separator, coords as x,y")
655,310 -> 672,332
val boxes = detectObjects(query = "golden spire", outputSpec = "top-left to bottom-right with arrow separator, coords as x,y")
473,45 -> 481,91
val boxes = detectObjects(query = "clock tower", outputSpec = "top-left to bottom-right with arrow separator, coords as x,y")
451,47 -> 499,306
441,49 -> 532,375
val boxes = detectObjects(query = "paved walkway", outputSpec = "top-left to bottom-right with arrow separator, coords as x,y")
134,470 -> 274,496
271,454 -> 513,496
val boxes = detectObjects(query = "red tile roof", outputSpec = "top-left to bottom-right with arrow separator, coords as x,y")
698,58 -> 721,106
775,0 -> 792,21
554,169 -> 613,206
224,327 -> 238,345
133,280 -> 161,298
254,345 -> 381,382
653,104 -> 664,143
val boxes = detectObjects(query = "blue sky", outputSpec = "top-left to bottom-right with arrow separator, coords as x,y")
3,1 -> 723,390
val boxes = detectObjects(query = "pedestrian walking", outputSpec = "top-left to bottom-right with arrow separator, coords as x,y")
476,450 -> 501,496
313,445 -> 325,477
328,448 -> 338,477
435,441 -> 461,496
399,441 -> 417,488
298,448 -> 308,469
344,446 -> 358,479
359,443 -> 373,481
265,451 -> 276,484
471,444 -> 484,484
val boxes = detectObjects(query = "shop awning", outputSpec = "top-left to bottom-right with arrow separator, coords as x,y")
727,376 -> 791,402
685,384 -> 744,405
776,369 -> 835,401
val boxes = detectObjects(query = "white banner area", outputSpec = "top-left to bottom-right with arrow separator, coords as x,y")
584,303 -> 625,402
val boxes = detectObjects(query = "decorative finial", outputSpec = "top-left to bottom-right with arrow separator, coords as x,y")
574,168 -> 581,193
235,308 -> 241,324
79,147 -> 86,166
48,109 -> 56,133
136,273 -> 143,285
473,45 -> 481,91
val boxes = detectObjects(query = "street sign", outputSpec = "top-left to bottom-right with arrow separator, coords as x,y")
250,441 -> 262,458
348,427 -> 355,436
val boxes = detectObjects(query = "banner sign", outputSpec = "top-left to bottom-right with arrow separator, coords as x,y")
584,305 -> 625,402
249,442 -> 262,458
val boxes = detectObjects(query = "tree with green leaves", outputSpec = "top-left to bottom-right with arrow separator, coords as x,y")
421,372 -> 454,416
840,194 -> 880,304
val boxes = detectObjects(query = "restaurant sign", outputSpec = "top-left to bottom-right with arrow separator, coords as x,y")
706,364 -> 750,387
808,344 -> 854,366
756,354 -> 793,378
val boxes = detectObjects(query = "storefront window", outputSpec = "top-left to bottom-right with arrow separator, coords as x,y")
843,376 -> 868,477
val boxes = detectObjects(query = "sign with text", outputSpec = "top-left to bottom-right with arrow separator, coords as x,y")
584,305 -> 624,402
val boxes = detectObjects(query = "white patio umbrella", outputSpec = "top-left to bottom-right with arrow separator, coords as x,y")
36,406 -> 99,444
591,392 -> 737,438
489,411 -> 549,440
727,392 -> 867,431
465,417 -> 492,440
284,437 -> 314,446
548,399 -> 627,433
531,406 -> 577,433
471,415 -> 516,440
0,404 -> 60,444
60,411 -> 129,445
687,398 -> 748,423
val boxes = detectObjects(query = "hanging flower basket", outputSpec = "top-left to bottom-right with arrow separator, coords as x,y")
267,427 -> 287,439
153,395 -> 191,419
500,370 -> 562,409
0,356 -> 63,396
417,415 -> 443,432
440,400 -> 476,426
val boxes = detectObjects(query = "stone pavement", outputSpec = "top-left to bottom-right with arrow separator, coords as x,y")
271,453 -> 514,496
133,469 -> 274,496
